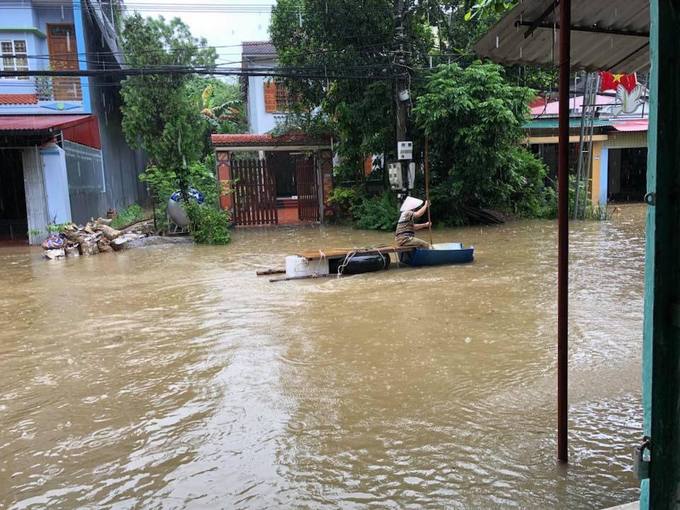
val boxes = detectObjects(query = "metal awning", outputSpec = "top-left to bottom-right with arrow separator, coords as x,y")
474,0 -> 650,72
612,119 -> 648,132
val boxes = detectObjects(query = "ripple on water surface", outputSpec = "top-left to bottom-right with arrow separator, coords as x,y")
0,206 -> 645,508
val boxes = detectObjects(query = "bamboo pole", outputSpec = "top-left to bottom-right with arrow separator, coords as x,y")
424,137 -> 433,247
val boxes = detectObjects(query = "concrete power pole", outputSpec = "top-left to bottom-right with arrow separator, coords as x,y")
394,0 -> 408,144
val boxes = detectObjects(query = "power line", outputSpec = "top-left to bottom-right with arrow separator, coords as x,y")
15,42 -> 396,62
0,1 -> 276,13
0,66 -> 403,81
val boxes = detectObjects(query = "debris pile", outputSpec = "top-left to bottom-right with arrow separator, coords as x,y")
42,218 -> 155,259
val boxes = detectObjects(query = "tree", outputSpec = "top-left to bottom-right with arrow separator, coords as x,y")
270,0 -> 435,180
186,76 -> 247,134
464,0 -> 515,21
414,62 -> 553,223
120,15 -> 217,197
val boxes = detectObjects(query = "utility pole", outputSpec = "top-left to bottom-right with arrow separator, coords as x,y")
394,0 -> 408,144
386,1 -> 416,197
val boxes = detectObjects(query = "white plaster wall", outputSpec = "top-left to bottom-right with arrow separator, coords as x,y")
41,143 -> 72,225
248,75 -> 281,134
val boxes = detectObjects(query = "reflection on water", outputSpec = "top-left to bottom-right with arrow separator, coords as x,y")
0,205 -> 645,508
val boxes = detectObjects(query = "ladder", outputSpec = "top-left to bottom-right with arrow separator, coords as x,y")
573,71 -> 601,219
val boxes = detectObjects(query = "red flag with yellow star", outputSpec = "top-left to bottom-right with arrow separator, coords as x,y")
599,72 -> 637,93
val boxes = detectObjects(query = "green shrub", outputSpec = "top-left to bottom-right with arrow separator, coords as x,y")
327,186 -> 362,220
111,204 -> 145,229
46,223 -> 69,233
185,201 -> 231,245
352,192 -> 399,231
140,155 -> 220,231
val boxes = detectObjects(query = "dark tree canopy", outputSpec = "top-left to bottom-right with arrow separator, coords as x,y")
120,15 -> 217,183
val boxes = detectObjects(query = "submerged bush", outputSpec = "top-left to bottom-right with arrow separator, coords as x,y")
327,186 -> 362,221
185,201 -> 231,245
352,192 -> 399,231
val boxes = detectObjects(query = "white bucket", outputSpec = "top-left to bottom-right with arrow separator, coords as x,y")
285,256 -> 330,278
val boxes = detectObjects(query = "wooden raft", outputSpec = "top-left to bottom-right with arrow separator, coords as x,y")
296,245 -> 415,261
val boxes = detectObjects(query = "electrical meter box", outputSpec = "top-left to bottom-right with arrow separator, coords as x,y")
388,162 -> 403,190
397,141 -> 413,160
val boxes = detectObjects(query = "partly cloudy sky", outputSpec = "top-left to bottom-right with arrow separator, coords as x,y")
125,1 -> 277,63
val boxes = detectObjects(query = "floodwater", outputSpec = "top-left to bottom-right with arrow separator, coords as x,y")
0,205 -> 645,509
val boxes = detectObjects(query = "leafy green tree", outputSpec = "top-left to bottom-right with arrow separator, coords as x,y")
464,0 -> 515,20
414,62 -> 553,223
270,0 -> 435,180
186,76 -> 247,134
120,15 -> 217,197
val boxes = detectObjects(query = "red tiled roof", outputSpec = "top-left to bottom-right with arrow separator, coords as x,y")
529,97 -> 546,109
211,132 -> 331,147
0,94 -> 38,105
0,114 -> 92,132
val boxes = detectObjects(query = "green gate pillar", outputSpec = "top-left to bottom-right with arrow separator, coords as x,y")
643,1 -> 680,508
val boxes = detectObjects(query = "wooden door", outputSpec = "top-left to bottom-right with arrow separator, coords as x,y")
230,157 -> 278,226
295,155 -> 320,221
47,24 -> 81,101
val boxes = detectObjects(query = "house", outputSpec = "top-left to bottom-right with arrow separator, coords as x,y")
211,41 -> 334,226
526,73 -> 649,207
241,41 -> 293,135
0,0 -> 146,245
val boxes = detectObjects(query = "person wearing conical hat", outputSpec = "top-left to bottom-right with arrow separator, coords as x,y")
395,196 -> 431,248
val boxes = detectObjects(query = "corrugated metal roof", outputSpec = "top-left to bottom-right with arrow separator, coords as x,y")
531,94 -> 615,116
474,0 -> 649,72
524,118 -> 612,129
0,115 -> 92,132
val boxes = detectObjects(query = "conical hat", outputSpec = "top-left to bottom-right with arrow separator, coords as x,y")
400,196 -> 424,212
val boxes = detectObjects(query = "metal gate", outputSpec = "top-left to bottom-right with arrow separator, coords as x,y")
295,156 -> 319,221
231,157 -> 278,226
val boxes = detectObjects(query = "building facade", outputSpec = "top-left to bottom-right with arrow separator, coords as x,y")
214,41 -> 333,226
241,41 -> 292,135
526,76 -> 649,208
0,0 -> 146,245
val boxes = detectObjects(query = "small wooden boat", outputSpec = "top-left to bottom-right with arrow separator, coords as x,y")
400,242 -> 474,267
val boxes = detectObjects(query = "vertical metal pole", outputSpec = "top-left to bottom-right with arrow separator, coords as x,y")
424,138 -> 433,247
557,0 -> 571,464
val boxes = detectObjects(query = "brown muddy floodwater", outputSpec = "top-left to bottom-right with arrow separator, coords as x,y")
0,206 -> 645,509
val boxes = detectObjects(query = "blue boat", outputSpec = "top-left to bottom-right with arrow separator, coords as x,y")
400,242 -> 474,267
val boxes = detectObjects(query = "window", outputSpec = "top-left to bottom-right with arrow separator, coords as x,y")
264,79 -> 294,113
1,40 -> 29,79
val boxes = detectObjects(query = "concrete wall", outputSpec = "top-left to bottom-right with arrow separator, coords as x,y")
247,75 -> 287,134
1,2 -> 37,27
246,60 -> 288,134
41,143 -> 72,224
